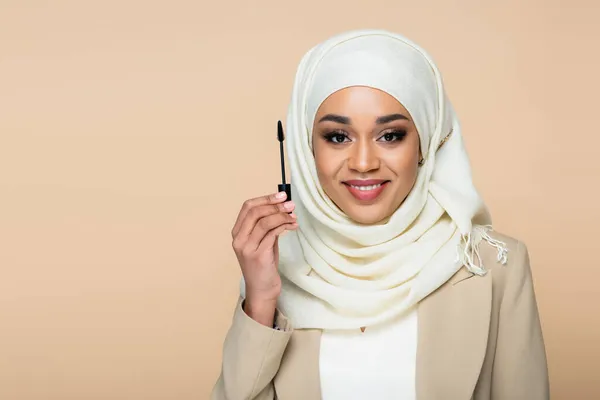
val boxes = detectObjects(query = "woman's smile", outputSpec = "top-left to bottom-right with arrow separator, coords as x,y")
342,179 -> 391,202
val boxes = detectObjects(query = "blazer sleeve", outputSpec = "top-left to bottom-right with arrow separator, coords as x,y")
210,296 -> 293,400
491,241 -> 550,399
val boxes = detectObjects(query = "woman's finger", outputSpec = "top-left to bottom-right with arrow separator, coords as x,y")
246,211 -> 297,251
235,200 -> 295,243
256,221 -> 298,254
231,192 -> 288,238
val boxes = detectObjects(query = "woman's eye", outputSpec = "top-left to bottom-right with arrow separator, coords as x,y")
324,132 -> 349,143
379,130 -> 407,142
332,134 -> 347,143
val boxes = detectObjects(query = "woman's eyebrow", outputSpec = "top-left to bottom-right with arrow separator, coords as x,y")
317,113 -> 409,125
318,114 -> 351,124
375,113 -> 409,124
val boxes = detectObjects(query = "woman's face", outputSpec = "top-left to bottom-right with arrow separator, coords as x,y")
312,86 -> 421,225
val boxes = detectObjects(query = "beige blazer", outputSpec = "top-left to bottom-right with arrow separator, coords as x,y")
211,232 -> 549,399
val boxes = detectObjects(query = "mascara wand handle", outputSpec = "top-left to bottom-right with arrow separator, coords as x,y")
278,183 -> 292,203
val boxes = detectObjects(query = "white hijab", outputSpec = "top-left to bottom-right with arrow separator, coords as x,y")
242,29 -> 508,330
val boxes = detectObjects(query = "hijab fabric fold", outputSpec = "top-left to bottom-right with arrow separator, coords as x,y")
241,29 -> 508,330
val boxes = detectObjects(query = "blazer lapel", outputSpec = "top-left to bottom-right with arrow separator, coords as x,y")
416,267 -> 493,400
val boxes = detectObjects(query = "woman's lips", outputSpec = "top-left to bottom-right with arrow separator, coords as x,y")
343,180 -> 390,202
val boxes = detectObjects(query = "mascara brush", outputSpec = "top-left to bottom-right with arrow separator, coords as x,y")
277,120 -> 292,202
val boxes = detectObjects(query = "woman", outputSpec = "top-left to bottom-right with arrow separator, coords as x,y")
211,29 -> 549,399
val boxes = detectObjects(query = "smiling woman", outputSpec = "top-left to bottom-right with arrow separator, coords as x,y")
211,29 -> 549,400
312,87 -> 421,224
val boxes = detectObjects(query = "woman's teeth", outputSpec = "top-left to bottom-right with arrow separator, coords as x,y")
350,183 -> 383,191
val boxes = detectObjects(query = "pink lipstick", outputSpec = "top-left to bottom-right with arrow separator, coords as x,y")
343,179 -> 389,202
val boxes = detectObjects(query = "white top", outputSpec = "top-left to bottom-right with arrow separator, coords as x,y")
319,306 -> 418,400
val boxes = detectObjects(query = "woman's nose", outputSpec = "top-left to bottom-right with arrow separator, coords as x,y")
347,141 -> 380,172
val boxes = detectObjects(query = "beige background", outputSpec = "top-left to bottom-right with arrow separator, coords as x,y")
1,1 -> 599,399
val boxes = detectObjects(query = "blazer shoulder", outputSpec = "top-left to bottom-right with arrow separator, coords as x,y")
479,230 -> 525,269
479,230 -> 533,299
483,230 -> 522,253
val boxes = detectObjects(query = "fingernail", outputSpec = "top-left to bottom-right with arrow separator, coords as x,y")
290,213 -> 297,219
284,201 -> 294,210
276,192 -> 286,199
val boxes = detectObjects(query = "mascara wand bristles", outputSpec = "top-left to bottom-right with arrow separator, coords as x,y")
277,120 -> 285,142
278,120 -> 287,184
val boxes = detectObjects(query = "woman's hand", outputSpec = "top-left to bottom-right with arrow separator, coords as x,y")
231,191 -> 297,326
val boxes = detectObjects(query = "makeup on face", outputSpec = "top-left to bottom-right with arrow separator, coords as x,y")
317,112 -> 410,147
316,113 -> 407,203
311,86 -> 420,225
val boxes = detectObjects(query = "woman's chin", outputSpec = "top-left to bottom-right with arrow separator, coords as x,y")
343,204 -> 392,225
